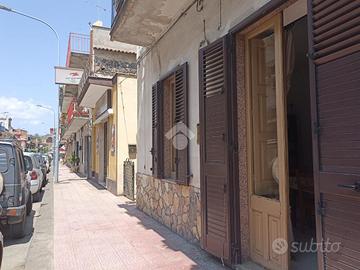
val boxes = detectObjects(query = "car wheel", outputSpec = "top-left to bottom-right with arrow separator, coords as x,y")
26,193 -> 33,215
10,214 -> 26,238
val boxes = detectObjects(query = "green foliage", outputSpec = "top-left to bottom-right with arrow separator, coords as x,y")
68,153 -> 80,166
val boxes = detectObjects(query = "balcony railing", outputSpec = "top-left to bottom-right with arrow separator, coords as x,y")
112,0 -> 126,26
66,33 -> 90,67
67,98 -> 89,126
78,52 -> 137,98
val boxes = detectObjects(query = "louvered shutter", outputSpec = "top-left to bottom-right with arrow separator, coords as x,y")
199,36 -> 230,259
310,0 -> 360,64
309,1 -> 360,269
174,63 -> 189,185
151,82 -> 163,178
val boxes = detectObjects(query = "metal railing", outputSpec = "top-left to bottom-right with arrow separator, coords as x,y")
66,98 -> 89,125
66,33 -> 90,67
78,55 -> 94,98
111,0 -> 125,26
123,159 -> 135,200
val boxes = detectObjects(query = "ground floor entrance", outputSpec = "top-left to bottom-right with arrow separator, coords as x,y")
239,1 -> 360,269
199,0 -> 360,269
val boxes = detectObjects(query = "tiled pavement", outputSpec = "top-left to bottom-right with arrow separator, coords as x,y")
54,165 -> 228,270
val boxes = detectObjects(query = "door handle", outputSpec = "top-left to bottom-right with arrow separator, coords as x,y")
338,182 -> 360,192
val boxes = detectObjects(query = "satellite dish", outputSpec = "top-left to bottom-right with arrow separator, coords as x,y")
272,157 -> 279,184
0,173 -> 4,194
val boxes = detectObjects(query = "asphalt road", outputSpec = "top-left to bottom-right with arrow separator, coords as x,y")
3,176 -> 53,270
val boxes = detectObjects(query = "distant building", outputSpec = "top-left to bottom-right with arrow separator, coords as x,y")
0,115 -> 13,131
12,128 -> 28,150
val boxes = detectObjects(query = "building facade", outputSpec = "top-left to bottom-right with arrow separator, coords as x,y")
77,25 -> 138,195
111,0 -> 360,269
59,32 -> 91,176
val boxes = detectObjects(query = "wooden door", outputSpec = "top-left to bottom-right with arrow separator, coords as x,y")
246,14 -> 289,270
199,37 -> 230,260
308,1 -> 360,269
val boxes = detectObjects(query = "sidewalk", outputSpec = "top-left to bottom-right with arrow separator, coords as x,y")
54,165 -> 227,270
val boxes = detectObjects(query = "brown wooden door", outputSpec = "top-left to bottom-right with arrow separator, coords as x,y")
308,1 -> 360,269
245,14 -> 289,270
199,37 -> 230,260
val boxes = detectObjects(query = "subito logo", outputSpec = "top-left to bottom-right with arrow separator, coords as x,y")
165,122 -> 195,150
272,238 -> 288,255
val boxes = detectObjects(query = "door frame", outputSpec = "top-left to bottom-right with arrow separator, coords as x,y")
307,3 -> 324,269
244,14 -> 289,270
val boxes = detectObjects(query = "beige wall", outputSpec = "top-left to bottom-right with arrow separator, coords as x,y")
116,75 -> 137,194
137,0 -> 270,188
91,75 -> 137,195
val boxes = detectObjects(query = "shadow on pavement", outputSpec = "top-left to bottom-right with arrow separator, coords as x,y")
117,202 -> 228,270
3,186 -> 49,247
3,209 -> 35,247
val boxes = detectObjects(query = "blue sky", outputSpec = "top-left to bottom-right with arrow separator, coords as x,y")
0,0 -> 110,135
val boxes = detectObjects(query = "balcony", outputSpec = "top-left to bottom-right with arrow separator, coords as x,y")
111,0 -> 125,26
110,0 -> 193,46
62,99 -> 90,139
59,33 -> 90,114
66,33 -> 90,68
78,27 -> 137,108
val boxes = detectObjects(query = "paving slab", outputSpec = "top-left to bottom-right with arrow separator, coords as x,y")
54,164 -> 228,270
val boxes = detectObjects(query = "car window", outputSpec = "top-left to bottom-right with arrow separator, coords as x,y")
32,156 -> 39,168
16,149 -> 25,173
0,149 -> 8,173
24,156 -> 33,171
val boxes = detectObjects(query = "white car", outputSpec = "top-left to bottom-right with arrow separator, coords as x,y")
24,153 -> 44,202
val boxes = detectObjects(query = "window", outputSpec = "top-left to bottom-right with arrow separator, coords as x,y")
151,63 -> 189,184
163,75 -> 177,179
24,156 -> 33,171
0,150 -> 8,173
249,27 -> 279,199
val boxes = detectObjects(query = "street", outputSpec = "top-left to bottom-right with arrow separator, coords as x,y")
3,176 -> 53,270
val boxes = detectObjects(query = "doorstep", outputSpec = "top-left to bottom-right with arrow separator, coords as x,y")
235,261 -> 265,270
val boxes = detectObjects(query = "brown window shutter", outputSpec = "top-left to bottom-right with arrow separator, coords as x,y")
310,0 -> 360,65
174,63 -> 189,185
199,36 -> 230,259
309,2 -> 360,270
151,82 -> 163,178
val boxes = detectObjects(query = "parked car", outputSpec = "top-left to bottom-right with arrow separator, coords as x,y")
24,153 -> 44,202
34,153 -> 47,187
0,140 -> 32,238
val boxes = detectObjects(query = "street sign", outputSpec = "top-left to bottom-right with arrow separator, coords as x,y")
55,66 -> 83,85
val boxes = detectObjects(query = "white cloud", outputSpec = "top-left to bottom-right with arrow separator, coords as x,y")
0,96 -> 51,125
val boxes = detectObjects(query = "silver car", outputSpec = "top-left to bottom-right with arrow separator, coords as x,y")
24,153 -> 44,202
